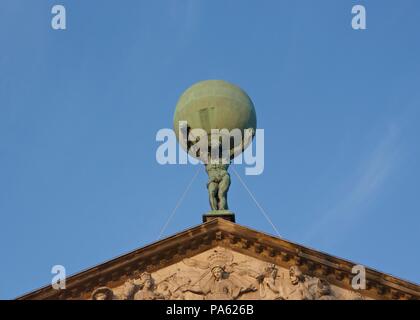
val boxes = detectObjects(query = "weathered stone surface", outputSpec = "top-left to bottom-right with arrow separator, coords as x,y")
88,247 -> 368,300
17,219 -> 420,300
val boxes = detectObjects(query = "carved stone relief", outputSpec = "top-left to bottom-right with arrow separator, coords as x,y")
90,247 -> 369,300
91,287 -> 114,300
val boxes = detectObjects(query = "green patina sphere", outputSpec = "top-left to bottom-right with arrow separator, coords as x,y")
173,80 -> 257,146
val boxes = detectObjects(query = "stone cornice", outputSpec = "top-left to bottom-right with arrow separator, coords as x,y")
17,219 -> 420,300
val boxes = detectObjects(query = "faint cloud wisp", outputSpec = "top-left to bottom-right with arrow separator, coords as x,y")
303,123 -> 402,243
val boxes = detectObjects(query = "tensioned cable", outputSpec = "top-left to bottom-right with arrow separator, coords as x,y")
157,166 -> 201,240
231,167 -> 282,238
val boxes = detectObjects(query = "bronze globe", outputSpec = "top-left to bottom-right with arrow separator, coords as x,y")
173,80 -> 257,219
173,79 -> 256,159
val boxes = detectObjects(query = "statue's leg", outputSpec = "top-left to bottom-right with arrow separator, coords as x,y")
208,182 -> 218,211
218,174 -> 231,210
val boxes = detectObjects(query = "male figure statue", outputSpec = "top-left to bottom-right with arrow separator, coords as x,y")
206,163 -> 230,210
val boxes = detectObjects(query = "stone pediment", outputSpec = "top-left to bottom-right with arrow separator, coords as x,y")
18,218 -> 419,300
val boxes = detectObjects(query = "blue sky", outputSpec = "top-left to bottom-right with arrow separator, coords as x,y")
1,0 -> 419,299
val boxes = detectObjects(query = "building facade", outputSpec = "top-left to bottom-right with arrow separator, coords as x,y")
17,218 -> 420,300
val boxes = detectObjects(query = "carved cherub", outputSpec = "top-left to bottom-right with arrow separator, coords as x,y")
313,279 -> 336,300
257,264 -> 284,300
157,281 -> 173,300
91,287 -> 114,300
156,279 -> 185,300
121,272 -> 164,300
282,266 -> 314,300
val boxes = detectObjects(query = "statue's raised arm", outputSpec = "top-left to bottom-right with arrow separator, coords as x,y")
230,128 -> 255,159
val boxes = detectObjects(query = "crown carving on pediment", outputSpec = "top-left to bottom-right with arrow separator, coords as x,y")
207,249 -> 233,270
